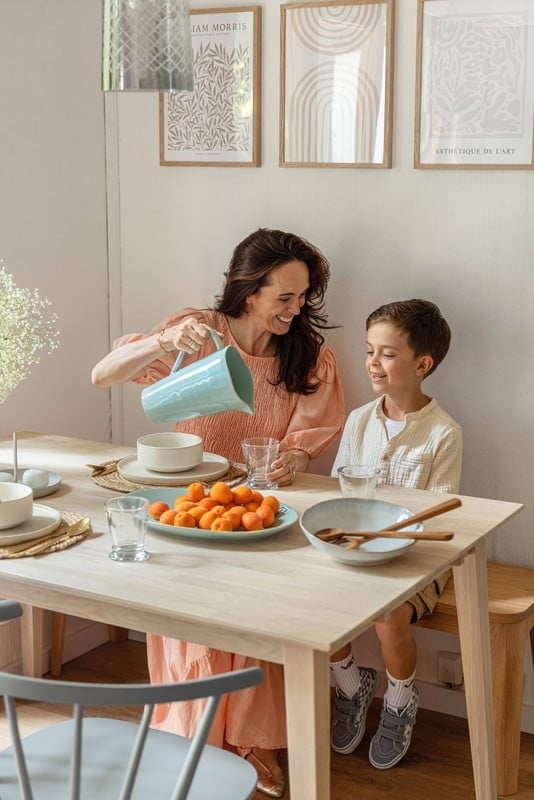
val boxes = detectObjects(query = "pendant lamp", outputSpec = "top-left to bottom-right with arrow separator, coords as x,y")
103,0 -> 193,91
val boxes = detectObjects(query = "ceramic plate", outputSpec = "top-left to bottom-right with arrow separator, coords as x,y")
0,466 -> 62,499
300,498 -> 423,566
0,504 -> 62,545
127,487 -> 298,542
117,453 -> 230,486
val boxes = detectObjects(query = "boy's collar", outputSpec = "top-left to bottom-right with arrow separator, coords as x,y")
375,396 -> 436,421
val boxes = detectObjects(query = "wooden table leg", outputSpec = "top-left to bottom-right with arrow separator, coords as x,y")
453,544 -> 497,800
19,604 -> 43,677
51,612 -> 67,678
284,645 -> 330,800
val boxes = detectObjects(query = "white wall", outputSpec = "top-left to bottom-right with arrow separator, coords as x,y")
0,0 -> 110,442
112,0 -> 534,725
0,0 -> 111,668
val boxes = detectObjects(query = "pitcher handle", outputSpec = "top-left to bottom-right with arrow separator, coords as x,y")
170,327 -> 224,374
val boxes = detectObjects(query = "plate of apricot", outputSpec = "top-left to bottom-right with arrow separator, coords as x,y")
127,481 -> 298,542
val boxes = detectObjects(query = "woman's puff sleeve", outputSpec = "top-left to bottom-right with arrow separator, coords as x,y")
280,347 -> 345,459
112,308 -> 206,386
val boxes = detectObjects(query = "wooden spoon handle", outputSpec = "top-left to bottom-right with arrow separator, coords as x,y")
344,530 -> 454,542
380,497 -> 462,532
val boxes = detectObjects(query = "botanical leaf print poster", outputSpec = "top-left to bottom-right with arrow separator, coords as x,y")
160,7 -> 260,166
417,0 -> 534,168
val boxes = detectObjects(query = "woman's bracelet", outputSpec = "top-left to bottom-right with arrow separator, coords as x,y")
157,329 -> 171,354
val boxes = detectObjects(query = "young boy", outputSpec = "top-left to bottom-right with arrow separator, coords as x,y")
329,299 -> 462,770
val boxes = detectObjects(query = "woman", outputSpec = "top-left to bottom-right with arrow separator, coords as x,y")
92,228 -> 345,797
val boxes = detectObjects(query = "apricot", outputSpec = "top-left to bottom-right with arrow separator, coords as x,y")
199,497 -> 218,511
198,510 -> 218,530
250,490 -> 264,505
256,504 -> 275,527
244,501 -> 260,513
174,511 -> 196,528
221,510 -> 240,530
209,481 -> 234,505
188,505 -> 206,524
210,504 -> 226,518
226,504 -> 246,521
187,481 -> 206,503
241,511 -> 263,531
149,501 -> 170,520
159,508 -> 178,526
261,495 -> 280,514
173,499 -> 196,512
232,485 -> 253,505
173,495 -> 191,507
211,517 -> 233,532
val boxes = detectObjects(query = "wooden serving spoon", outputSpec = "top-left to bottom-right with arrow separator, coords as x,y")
315,497 -> 462,545
316,529 -> 454,542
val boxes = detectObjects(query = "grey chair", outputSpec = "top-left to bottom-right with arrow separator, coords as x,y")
0,665 -> 263,800
0,601 -> 23,623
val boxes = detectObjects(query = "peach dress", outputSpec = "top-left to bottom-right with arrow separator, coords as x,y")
116,308 -> 345,748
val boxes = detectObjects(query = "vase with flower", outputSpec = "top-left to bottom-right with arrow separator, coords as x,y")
0,260 -> 60,495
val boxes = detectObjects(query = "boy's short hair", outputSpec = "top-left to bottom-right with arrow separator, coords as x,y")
366,299 -> 451,377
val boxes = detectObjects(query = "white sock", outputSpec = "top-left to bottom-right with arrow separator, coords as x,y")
329,653 -> 361,699
384,669 -> 416,711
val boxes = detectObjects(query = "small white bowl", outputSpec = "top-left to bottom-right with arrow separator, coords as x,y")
0,483 -> 34,530
137,432 -> 203,473
300,498 -> 423,566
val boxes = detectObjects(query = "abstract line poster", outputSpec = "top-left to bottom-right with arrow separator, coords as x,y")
281,1 -> 393,167
417,0 -> 534,168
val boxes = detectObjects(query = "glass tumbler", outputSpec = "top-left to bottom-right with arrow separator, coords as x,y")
105,496 -> 150,562
338,465 -> 380,500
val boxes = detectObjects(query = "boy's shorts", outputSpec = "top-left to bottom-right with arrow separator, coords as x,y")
406,569 -> 451,622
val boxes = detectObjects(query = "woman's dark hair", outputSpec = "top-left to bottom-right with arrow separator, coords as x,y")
214,228 -> 332,394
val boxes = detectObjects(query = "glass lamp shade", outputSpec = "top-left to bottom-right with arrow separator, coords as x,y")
103,0 -> 194,91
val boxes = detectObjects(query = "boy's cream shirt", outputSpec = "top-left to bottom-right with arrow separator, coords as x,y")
332,397 -> 462,494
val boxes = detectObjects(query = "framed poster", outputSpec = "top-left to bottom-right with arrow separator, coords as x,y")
415,0 -> 534,169
160,6 -> 261,166
280,0 -> 394,168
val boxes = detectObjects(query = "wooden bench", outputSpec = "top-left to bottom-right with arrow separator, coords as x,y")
416,561 -> 534,797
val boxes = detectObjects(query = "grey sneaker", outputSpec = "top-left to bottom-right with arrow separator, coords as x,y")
368,686 -> 419,769
331,666 -> 379,754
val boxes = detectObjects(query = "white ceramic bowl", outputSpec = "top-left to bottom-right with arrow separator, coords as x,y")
137,433 -> 203,473
299,498 -> 423,566
0,483 -> 34,530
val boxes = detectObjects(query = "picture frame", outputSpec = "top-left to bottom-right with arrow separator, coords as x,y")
415,0 -> 534,170
280,0 -> 395,168
159,6 -> 261,167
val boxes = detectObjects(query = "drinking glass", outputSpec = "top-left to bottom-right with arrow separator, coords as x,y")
105,496 -> 150,562
338,465 -> 380,500
241,437 -> 280,490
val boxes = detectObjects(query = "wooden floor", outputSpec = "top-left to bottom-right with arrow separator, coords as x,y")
2,640 -> 534,799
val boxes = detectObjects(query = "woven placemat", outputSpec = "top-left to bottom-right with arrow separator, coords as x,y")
87,460 -> 247,493
0,509 -> 90,559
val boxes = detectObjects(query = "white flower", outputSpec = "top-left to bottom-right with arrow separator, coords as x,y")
0,261 -> 60,404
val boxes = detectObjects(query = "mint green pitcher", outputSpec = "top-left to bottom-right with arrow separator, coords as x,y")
141,328 -> 255,424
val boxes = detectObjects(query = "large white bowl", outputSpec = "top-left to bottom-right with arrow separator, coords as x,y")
300,498 -> 423,566
0,483 -> 33,530
137,432 -> 203,473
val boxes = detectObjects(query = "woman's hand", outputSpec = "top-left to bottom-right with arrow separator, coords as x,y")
269,449 -> 310,486
158,318 -> 222,355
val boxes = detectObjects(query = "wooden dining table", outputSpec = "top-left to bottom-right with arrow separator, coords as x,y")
0,432 -> 523,800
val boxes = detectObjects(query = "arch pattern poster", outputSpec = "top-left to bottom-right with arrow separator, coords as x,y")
280,1 -> 394,168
